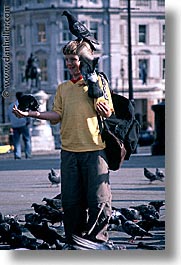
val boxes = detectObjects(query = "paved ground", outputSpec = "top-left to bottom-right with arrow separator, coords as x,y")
0,146 -> 165,250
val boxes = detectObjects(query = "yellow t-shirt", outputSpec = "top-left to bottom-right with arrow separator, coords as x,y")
52,76 -> 114,152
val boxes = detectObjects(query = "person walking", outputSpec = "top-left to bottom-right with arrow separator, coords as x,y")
8,92 -> 32,159
12,40 -> 114,245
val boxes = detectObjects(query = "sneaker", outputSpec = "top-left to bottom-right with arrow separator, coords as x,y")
15,156 -> 21,160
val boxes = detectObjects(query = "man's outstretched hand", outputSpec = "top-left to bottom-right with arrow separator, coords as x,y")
13,105 -> 29,118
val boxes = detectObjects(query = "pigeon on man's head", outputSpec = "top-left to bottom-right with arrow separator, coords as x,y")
62,10 -> 99,51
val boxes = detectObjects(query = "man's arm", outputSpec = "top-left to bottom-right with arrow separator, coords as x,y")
13,105 -> 61,124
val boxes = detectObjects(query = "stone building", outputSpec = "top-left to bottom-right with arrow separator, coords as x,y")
1,0 -> 165,129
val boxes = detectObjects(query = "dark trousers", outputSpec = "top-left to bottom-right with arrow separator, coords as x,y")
61,149 -> 112,243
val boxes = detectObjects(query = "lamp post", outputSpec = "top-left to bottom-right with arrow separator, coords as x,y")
127,0 -> 133,101
120,67 -> 125,95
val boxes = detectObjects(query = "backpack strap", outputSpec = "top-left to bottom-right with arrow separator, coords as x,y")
98,72 -> 109,100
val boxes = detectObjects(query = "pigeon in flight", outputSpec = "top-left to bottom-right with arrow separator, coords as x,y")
62,10 -> 99,51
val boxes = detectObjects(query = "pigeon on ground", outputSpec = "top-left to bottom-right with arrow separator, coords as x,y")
0,222 -> 11,244
137,241 -> 164,250
17,94 -> 39,111
24,222 -> 65,247
31,203 -> 63,224
24,213 -> 42,225
118,214 -> 153,242
120,207 -> 141,222
131,204 -> 159,221
149,200 -> 165,212
62,10 -> 99,51
155,168 -> 165,181
42,197 -> 62,210
144,168 -> 164,183
10,234 -> 39,250
48,168 -> 61,186
136,219 -> 162,232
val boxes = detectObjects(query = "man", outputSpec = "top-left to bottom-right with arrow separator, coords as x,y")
13,40 -> 113,244
8,92 -> 32,159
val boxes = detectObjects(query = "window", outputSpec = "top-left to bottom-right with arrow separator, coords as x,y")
17,24 -> 24,46
139,59 -> 148,84
18,60 -> 25,83
157,0 -> 165,6
89,0 -> 98,3
39,58 -> 48,81
37,0 -> 44,3
139,25 -> 147,44
136,0 -> 149,6
37,23 -> 46,43
162,24 -> 165,43
120,0 -> 127,5
162,58 -> 165,80
120,25 -> 124,45
90,21 -> 98,41
16,0 -> 23,6
62,21 -> 73,41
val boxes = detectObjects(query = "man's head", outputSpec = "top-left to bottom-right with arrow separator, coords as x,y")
62,40 -> 97,79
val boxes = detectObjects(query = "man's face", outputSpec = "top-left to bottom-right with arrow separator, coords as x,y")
65,54 -> 81,77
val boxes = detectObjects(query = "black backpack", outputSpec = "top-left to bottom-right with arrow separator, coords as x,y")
99,72 -> 141,160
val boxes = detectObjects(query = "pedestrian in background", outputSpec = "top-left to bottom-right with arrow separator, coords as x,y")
12,40 -> 114,245
8,92 -> 32,159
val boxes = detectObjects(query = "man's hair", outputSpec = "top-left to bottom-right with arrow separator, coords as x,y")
62,40 -> 93,55
62,40 -> 80,55
16,92 -> 23,101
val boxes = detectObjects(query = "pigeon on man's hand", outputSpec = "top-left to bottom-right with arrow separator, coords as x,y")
62,10 -> 99,51
17,95 -> 39,111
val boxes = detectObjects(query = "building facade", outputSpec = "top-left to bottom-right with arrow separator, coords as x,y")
1,0 -> 165,129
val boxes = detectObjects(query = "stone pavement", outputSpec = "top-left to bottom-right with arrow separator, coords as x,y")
0,147 -> 165,250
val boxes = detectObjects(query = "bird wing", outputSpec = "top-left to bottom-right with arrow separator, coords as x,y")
73,21 -> 91,38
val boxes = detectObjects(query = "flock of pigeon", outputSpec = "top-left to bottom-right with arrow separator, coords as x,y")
0,167 -> 165,250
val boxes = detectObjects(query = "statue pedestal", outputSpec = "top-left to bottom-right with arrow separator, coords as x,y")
31,90 -> 55,151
